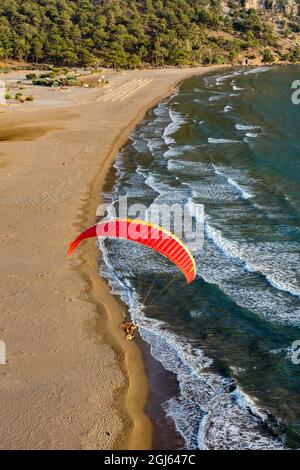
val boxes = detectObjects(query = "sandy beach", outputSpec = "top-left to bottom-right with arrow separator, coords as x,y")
0,65 -> 227,449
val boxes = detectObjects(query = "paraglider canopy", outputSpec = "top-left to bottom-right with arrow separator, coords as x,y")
68,218 -> 197,284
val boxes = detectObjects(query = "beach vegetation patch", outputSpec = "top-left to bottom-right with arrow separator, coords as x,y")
26,73 -> 37,80
262,49 -> 275,63
15,92 -> 23,101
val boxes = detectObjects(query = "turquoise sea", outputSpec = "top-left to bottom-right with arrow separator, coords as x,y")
100,66 -> 300,449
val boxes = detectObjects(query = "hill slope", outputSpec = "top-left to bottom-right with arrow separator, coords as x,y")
0,0 -> 299,67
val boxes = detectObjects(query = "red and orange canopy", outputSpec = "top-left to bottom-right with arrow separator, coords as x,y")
68,218 -> 197,284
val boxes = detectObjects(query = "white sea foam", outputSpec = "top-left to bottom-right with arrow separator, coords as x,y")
269,346 -> 294,358
231,81 -> 244,91
154,101 -> 169,117
144,174 -> 173,195
163,144 -> 197,159
223,105 -> 232,113
220,282 -> 300,326
205,223 -> 242,262
245,132 -> 259,138
265,274 -> 300,299
244,66 -> 270,75
226,177 -> 253,199
131,137 -> 149,153
205,222 -> 300,300
163,109 -> 186,145
208,138 -> 241,144
235,124 -> 260,131
208,71 -> 243,87
167,159 -> 212,176
209,94 -> 226,102
212,164 -> 254,199
146,137 -> 164,152
197,236 -> 300,327
196,388 -> 284,450
163,147 -> 184,159
229,365 -> 246,375
187,179 -> 241,203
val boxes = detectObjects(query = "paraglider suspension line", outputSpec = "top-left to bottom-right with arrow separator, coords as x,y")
146,275 -> 178,307
143,276 -> 158,305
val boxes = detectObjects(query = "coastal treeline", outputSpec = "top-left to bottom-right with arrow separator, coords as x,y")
0,0 -> 299,67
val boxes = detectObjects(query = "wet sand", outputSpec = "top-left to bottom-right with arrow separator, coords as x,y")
141,340 -> 185,450
0,65 -> 227,449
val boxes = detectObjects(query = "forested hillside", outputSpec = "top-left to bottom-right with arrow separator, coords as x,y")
0,0 -> 299,67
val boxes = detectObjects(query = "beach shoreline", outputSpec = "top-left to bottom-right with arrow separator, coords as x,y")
0,65 -> 228,449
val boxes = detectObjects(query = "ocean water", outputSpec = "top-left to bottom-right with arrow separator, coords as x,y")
99,66 -> 300,449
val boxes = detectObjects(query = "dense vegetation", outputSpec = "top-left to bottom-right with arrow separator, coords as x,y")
0,0 -> 299,67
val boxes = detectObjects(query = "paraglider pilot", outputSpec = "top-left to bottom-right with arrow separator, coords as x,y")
120,321 -> 138,340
